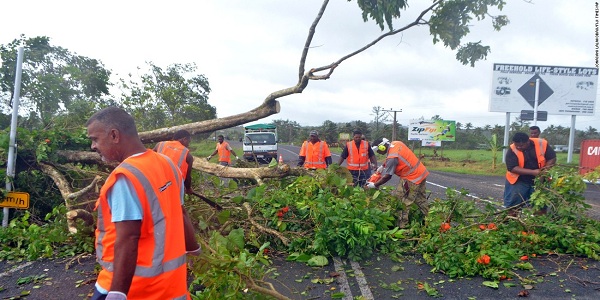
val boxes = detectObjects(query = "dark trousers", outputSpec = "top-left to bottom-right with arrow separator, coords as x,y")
91,286 -> 107,300
350,169 -> 371,187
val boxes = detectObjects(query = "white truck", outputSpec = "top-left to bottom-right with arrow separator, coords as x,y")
242,124 -> 278,164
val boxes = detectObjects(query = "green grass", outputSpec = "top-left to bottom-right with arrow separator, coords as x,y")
189,140 -> 243,158
415,148 -> 579,176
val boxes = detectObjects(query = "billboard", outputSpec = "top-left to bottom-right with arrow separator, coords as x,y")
490,63 -> 598,115
408,120 -> 456,141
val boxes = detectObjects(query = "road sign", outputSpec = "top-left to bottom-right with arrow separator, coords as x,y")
517,74 -> 554,107
489,63 -> 598,115
0,191 -> 30,209
520,110 -> 548,121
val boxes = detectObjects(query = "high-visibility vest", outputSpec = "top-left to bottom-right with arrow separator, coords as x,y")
217,141 -> 232,164
386,141 -> 429,184
506,138 -> 548,184
155,141 -> 190,179
300,140 -> 330,169
95,150 -> 188,300
346,140 -> 369,171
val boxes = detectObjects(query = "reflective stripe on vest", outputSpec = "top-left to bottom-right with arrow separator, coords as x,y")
96,158 -> 186,278
346,140 -> 369,170
303,141 -> 326,168
505,138 -> 547,184
155,141 -> 189,178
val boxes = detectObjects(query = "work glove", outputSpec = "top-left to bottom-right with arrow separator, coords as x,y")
206,155 -> 212,161
236,156 -> 239,160
106,291 -> 127,300
365,182 -> 377,189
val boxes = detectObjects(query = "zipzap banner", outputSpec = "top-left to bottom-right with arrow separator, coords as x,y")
408,120 -> 456,141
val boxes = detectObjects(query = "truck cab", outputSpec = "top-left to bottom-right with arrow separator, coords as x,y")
243,124 -> 278,164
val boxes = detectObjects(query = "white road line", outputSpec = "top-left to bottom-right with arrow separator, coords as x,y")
427,181 -> 499,206
350,260 -> 374,300
280,147 -> 299,156
0,261 -> 33,278
333,257 -> 354,300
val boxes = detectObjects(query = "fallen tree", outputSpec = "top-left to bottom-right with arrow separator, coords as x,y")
5,1 -> 515,298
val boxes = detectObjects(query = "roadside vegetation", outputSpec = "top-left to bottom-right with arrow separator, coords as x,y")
185,162 -> 599,299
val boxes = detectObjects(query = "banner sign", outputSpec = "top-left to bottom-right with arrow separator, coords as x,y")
409,120 -> 456,141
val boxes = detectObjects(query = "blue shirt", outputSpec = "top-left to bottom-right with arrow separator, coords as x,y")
107,174 -> 185,222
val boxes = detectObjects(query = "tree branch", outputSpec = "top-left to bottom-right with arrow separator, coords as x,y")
298,0 -> 330,81
308,0 -> 440,80
243,202 -> 289,246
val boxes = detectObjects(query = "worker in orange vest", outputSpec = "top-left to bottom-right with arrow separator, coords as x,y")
365,138 -> 429,228
504,132 -> 556,216
529,126 -> 541,138
338,130 -> 377,186
86,107 -> 199,300
207,134 -> 239,166
298,130 -> 332,169
153,129 -> 194,194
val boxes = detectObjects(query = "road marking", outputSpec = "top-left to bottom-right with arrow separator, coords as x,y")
427,181 -> 500,206
0,261 -> 33,278
333,257 -> 354,299
350,260 -> 374,300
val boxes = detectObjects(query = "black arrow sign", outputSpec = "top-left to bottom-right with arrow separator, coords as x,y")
517,74 -> 554,107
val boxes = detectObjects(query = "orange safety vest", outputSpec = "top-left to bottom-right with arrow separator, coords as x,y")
346,140 -> 369,171
217,141 -> 232,164
95,150 -> 188,300
155,141 -> 190,179
300,140 -> 331,169
386,141 -> 429,184
506,138 -> 548,184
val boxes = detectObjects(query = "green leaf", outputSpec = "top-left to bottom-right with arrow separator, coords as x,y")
227,228 -> 245,250
331,292 -> 346,298
216,210 -> 231,224
286,252 -> 312,263
268,158 -> 278,168
307,255 -> 329,267
482,281 -> 499,289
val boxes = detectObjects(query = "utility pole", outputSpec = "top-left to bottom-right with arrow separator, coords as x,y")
381,108 -> 402,141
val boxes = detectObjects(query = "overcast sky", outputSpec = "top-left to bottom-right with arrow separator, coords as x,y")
1,0 -> 599,131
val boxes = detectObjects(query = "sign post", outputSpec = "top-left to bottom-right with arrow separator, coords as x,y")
3,47 -> 25,227
2,47 -> 24,227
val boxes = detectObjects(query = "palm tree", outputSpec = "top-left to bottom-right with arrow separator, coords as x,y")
585,126 -> 599,139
